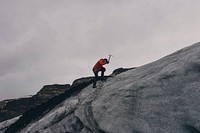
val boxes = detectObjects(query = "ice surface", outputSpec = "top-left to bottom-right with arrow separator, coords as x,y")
0,116 -> 20,133
14,42 -> 200,133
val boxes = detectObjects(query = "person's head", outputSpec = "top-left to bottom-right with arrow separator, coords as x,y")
104,58 -> 109,63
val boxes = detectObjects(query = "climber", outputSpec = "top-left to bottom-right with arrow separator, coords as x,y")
92,58 -> 109,88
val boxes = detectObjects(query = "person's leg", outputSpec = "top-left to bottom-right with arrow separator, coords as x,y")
93,70 -> 99,88
100,67 -> 106,80
94,70 -> 100,80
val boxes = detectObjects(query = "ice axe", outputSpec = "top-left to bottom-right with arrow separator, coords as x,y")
108,54 -> 113,62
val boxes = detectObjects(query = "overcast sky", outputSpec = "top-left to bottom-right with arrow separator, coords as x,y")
0,0 -> 200,100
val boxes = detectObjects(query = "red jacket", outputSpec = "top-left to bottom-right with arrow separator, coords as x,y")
93,59 -> 107,71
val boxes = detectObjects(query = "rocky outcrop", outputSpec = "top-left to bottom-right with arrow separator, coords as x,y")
110,67 -> 135,76
0,84 -> 70,122
5,80 -> 93,133
72,77 -> 94,86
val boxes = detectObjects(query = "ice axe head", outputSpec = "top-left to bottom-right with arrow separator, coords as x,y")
108,54 -> 113,62
108,54 -> 113,57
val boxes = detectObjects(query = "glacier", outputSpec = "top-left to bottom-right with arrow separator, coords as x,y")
2,42 -> 200,133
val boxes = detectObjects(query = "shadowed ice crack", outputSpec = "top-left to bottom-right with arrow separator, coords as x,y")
84,102 -> 106,133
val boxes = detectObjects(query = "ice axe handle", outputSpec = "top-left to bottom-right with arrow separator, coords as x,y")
108,54 -> 113,62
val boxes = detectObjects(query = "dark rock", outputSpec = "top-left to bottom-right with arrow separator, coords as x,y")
111,67 -> 135,76
0,84 -> 70,122
72,77 -> 94,87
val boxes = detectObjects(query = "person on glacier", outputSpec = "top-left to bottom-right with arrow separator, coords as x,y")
92,58 -> 109,88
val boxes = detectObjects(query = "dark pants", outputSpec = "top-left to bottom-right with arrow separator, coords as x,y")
93,67 -> 106,88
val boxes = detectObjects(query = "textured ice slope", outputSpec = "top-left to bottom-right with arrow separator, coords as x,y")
11,42 -> 200,133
